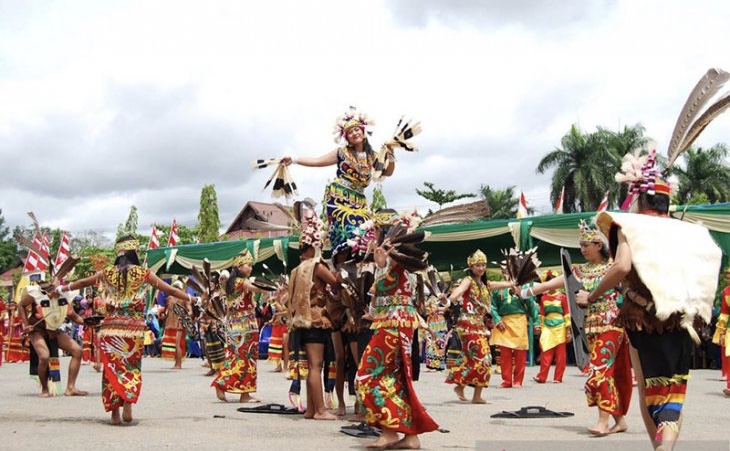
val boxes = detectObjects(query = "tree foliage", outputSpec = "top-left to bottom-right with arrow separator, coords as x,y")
0,209 -> 19,273
669,145 -> 730,204
371,183 -> 388,211
416,182 -> 475,210
197,184 -> 221,243
116,205 -> 139,239
479,185 -> 527,219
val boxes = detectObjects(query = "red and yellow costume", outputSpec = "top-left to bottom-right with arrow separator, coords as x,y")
445,276 -> 493,388
98,265 -> 150,412
574,259 -> 631,416
713,282 -> 730,391
211,279 -> 258,395
5,303 -> 30,363
535,290 -> 571,383
357,263 -> 438,435
0,298 -> 6,366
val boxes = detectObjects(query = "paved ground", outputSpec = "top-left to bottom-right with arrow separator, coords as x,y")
1,355 -> 729,450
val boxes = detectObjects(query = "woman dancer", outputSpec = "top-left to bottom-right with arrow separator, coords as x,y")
445,250 -> 512,403
55,235 -> 194,425
525,221 -> 631,436
532,270 -> 571,383
212,250 -> 269,403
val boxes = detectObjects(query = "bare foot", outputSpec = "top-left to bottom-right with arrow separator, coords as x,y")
122,403 -> 133,423
513,383 -> 523,388
723,388 -> 730,397
552,380 -> 562,384
65,388 -> 89,396
609,422 -> 628,434
388,435 -> 421,449
314,411 -> 338,420
39,391 -> 50,398
111,409 -> 121,425
216,389 -> 228,402
533,376 -> 545,383
93,363 -> 101,373
365,437 -> 400,449
239,394 -> 260,403
587,424 -> 611,437
471,397 -> 488,404
172,366 -> 182,370
336,404 -> 346,416
453,386 -> 467,401
204,369 -> 216,376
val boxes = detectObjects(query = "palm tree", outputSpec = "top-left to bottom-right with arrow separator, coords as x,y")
669,144 -> 730,204
479,185 -> 528,219
536,124 -> 619,212
602,124 -> 651,208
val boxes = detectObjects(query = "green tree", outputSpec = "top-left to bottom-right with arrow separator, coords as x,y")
669,145 -> 730,204
156,223 -> 197,246
479,185 -> 527,219
536,124 -> 618,212
371,183 -> 388,211
0,209 -> 20,273
416,182 -> 475,210
603,124 -> 651,209
197,184 -> 221,243
117,205 -> 139,239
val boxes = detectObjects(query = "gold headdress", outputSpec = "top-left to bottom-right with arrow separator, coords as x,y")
467,249 -> 487,267
115,237 -> 139,256
333,106 -> 373,144
578,220 -> 604,243
232,249 -> 254,267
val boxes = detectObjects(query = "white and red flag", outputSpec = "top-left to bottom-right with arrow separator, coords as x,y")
517,192 -> 529,219
597,191 -> 610,212
554,186 -> 565,214
23,235 -> 45,272
54,231 -> 70,268
167,219 -> 179,247
148,225 -> 160,250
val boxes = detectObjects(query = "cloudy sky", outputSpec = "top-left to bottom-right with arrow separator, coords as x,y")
2,0 -> 730,240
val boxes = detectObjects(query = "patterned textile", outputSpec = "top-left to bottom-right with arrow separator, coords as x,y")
211,279 -> 259,394
203,326 -> 225,370
5,312 -> 30,363
357,263 -> 438,434
82,327 -> 93,362
424,297 -> 447,371
161,328 -> 186,360
29,336 -> 62,396
325,147 -> 374,258
267,323 -> 287,364
535,291 -> 571,383
445,277 -> 492,387
98,265 -> 150,412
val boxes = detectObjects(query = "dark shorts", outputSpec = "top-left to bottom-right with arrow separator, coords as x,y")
300,327 -> 331,345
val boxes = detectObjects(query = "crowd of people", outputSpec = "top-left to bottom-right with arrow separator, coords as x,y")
1,104 -> 728,451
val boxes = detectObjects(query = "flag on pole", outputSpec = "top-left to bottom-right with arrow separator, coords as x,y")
36,233 -> 50,271
597,191 -> 610,212
517,192 -> 529,219
23,235 -> 44,272
554,186 -> 565,214
148,225 -> 160,250
167,219 -> 179,247
54,231 -> 70,268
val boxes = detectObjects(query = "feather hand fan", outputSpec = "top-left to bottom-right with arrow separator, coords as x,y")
501,247 -> 541,286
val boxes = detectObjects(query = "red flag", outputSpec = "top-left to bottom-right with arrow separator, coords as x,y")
597,191 -> 610,212
554,186 -> 565,214
517,192 -> 529,218
35,234 -> 50,271
54,231 -> 70,268
23,235 -> 47,272
147,225 -> 160,250
167,219 -> 179,247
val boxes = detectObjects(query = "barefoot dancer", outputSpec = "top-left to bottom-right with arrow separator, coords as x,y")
57,235 -> 195,425
212,249 -> 268,403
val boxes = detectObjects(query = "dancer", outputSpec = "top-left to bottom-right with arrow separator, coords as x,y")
212,249 -> 269,403
424,292 -> 448,371
445,250 -> 512,403
713,267 -> 730,396
0,296 -> 6,366
159,280 -> 191,369
55,235 -> 195,425
356,223 -> 438,449
17,282 -> 88,397
279,108 -> 396,267
581,149 -> 722,450
287,204 -> 339,420
532,270 -> 572,383
491,265 -> 539,389
525,221 -> 631,436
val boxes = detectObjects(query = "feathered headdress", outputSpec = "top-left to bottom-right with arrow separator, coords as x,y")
578,219 -> 606,243
616,68 -> 730,210
501,247 -> 541,286
333,106 -> 374,144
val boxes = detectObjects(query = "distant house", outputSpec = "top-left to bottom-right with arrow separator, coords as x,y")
222,201 -> 294,240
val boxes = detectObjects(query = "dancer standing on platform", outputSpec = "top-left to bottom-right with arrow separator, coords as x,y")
55,235 -> 194,424
356,218 -> 438,449
532,270 -> 572,383
212,250 -> 269,403
526,222 -> 631,436
445,250 -> 512,402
